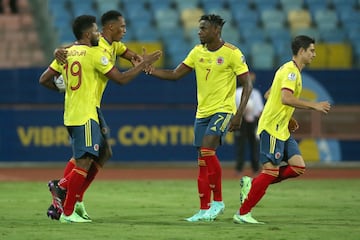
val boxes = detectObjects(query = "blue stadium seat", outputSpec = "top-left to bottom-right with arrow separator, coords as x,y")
94,0 -> 121,15
154,8 -> 180,31
148,0 -> 172,11
221,25 -> 240,45
319,28 -> 347,43
250,42 -> 275,69
305,0 -> 330,18
252,0 -> 278,11
233,8 -> 259,32
280,0 -> 304,12
241,26 -> 266,45
173,0 -> 199,11
261,9 -> 286,30
314,9 -> 338,30
291,27 -> 320,41
266,28 -> 292,45
201,0 -> 226,13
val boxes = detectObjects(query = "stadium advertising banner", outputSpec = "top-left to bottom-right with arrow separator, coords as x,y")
0,68 -> 359,163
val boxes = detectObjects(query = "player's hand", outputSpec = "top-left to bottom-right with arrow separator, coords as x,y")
142,48 -> 162,67
130,56 -> 143,67
54,48 -> 68,65
288,117 -> 299,132
228,115 -> 242,132
144,64 -> 155,75
314,101 -> 331,114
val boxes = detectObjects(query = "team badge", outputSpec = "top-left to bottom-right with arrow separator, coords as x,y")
241,55 -> 246,63
217,57 -> 224,65
94,144 -> 99,152
288,72 -> 296,81
275,152 -> 281,159
101,56 -> 109,65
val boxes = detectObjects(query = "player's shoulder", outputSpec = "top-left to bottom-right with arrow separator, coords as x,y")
223,42 -> 239,51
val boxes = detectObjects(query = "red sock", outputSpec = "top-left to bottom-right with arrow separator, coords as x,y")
197,156 -> 211,209
63,158 -> 76,177
204,148 -> 222,202
63,167 -> 88,216
78,162 -> 100,202
272,165 -> 306,184
58,158 -> 76,190
240,171 -> 277,215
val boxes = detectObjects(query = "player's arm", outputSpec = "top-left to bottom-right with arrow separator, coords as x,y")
228,72 -> 253,132
105,50 -> 162,85
121,48 -> 143,64
39,68 -> 60,91
54,43 -> 75,64
147,63 -> 192,81
281,89 -> 331,114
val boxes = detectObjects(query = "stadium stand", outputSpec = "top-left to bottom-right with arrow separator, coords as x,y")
1,0 -> 360,69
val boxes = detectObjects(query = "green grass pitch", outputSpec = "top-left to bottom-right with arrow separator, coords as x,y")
0,179 -> 359,240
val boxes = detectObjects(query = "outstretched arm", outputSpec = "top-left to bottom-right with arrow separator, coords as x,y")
106,50 -> 162,85
146,63 -> 192,81
281,89 -> 331,114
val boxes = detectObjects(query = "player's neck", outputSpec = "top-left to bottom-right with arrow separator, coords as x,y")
102,33 -> 113,44
206,39 -> 224,51
292,57 -> 305,72
76,39 -> 91,47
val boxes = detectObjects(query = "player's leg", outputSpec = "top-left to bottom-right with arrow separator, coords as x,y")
186,118 -> 211,222
234,131 -> 282,224
60,120 -> 102,223
271,136 -> 305,184
202,113 -> 232,220
75,108 -> 112,219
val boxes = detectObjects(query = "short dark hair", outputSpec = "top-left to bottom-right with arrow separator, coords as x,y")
291,35 -> 315,55
101,10 -> 122,26
199,14 -> 225,28
72,15 -> 96,40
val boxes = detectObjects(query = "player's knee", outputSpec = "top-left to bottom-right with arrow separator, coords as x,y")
292,165 -> 306,176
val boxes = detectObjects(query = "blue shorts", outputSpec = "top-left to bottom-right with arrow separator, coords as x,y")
67,119 -> 105,160
259,130 -> 301,165
193,113 -> 233,147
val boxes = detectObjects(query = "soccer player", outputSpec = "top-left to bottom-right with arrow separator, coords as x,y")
47,10 -> 146,220
232,35 -> 331,224
145,14 -> 252,222
39,15 -> 161,223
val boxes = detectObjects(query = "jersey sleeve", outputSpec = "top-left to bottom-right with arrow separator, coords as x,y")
114,41 -> 127,56
93,49 -> 115,75
232,49 -> 249,76
49,59 -> 62,74
281,67 -> 299,92
182,46 -> 197,69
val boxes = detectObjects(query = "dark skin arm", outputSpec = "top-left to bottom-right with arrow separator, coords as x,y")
39,68 -> 60,91
105,50 -> 162,85
228,72 -> 253,132
147,62 -> 192,80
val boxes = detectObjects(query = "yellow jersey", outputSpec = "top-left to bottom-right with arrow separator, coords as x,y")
50,44 -> 114,126
257,61 -> 302,140
183,43 -> 249,118
95,36 -> 127,107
